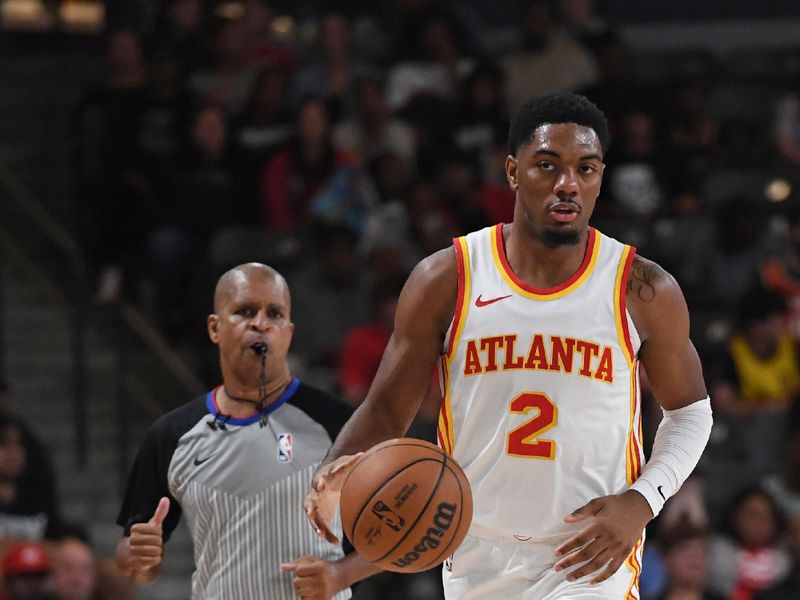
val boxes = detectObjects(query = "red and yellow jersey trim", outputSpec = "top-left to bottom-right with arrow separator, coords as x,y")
437,356 -> 455,454
614,245 -> 637,365
624,537 -> 644,600
614,245 -> 642,484
447,236 -> 472,359
439,236 -> 471,454
491,224 -> 601,300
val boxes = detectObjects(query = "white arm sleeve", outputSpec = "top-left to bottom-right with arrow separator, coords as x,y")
629,397 -> 713,517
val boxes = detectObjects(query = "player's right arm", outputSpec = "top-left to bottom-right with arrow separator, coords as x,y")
115,417 -> 183,583
305,247 -> 458,543
115,497 -> 170,585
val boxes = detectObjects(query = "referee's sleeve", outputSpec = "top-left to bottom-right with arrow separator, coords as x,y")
116,421 -> 182,542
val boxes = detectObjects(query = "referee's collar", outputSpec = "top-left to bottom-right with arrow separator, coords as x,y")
206,378 -> 300,426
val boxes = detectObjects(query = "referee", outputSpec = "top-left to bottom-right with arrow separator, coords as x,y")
115,263 -> 379,599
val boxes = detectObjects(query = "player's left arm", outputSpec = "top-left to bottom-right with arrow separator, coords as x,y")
554,255 -> 712,584
281,553 -> 381,599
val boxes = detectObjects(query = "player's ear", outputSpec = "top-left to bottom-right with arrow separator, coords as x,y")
207,314 -> 220,344
506,155 -> 518,191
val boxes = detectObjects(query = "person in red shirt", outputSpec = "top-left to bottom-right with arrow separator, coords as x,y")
1,541 -> 51,600
338,278 -> 403,408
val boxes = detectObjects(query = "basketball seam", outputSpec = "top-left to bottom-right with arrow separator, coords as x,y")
343,442 -> 441,540
373,455 -> 447,564
347,455 -> 442,541
370,453 -> 448,564
415,456 -> 469,571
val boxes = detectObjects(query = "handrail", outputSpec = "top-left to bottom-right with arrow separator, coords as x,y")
0,167 -> 205,474
0,165 -> 89,469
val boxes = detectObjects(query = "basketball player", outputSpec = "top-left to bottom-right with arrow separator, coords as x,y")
305,93 -> 713,598
115,263 -> 379,599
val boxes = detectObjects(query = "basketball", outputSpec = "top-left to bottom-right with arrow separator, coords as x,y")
339,438 -> 473,573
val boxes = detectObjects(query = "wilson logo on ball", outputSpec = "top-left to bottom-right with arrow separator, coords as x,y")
391,502 -> 457,569
371,500 -> 406,532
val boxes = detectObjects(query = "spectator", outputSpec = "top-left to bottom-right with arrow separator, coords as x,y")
761,205 -> 800,340
288,225 -> 369,380
261,97 -> 348,231
450,62 -> 509,181
557,0 -> 617,57
332,75 -> 416,168
708,486 -> 791,600
0,386 -> 61,546
73,28 -> 153,303
1,541 -> 51,600
650,522 -> 725,600
385,14 -> 475,111
148,0 -> 209,79
693,197 -> 770,315
476,143 -> 516,226
600,108 -> 670,246
501,0 -> 597,111
711,288 -> 798,473
234,64 -> 294,202
147,103 -> 244,339
239,0 -> 298,73
407,180 -> 460,256
357,151 -> 421,277
186,16 -> 258,114
773,88 -> 800,189
0,414 -> 62,546
763,430 -> 800,519
337,277 -> 404,407
755,513 -> 800,599
664,82 -> 720,197
291,11 -> 371,116
49,535 -> 95,600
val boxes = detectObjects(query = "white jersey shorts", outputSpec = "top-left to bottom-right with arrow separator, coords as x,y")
442,533 -> 643,600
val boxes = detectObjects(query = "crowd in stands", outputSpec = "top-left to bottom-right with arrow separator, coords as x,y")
0,380 -> 131,600
0,0 -> 795,598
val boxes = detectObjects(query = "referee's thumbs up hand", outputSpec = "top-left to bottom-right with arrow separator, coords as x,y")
128,497 -> 170,580
149,496 -> 170,529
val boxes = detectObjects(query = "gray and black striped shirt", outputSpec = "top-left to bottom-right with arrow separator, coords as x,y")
118,379 -> 353,599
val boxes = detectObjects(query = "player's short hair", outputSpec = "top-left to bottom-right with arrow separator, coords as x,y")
507,92 -> 609,156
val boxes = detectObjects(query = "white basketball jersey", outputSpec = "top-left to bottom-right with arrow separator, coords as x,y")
438,224 -> 642,541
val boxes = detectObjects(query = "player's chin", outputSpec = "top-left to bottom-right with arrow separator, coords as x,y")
541,225 -> 581,247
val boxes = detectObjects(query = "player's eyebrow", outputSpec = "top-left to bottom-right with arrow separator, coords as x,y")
533,149 -> 603,161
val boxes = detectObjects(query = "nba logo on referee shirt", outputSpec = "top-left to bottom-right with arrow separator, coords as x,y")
277,433 -> 293,463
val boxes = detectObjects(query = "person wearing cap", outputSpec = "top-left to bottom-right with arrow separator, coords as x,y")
1,541 -> 51,600
115,263 -> 378,599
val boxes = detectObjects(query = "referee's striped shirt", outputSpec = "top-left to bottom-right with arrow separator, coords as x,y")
118,379 -> 353,599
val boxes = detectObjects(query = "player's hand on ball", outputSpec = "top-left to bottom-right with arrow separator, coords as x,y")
281,556 -> 344,600
553,490 -> 652,584
304,453 -> 363,544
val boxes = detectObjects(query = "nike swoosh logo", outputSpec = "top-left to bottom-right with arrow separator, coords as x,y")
657,485 -> 666,501
475,294 -> 512,307
194,454 -> 217,466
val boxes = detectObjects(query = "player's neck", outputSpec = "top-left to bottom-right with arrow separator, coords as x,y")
504,223 -> 590,289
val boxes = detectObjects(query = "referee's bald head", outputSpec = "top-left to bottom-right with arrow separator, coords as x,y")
213,263 -> 290,313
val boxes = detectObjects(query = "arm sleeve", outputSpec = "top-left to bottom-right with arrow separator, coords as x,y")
629,397 -> 713,517
116,420 -> 183,542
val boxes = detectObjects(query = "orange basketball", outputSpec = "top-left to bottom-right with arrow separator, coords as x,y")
339,438 -> 473,573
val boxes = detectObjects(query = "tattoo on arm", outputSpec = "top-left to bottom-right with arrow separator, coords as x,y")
627,259 -> 659,303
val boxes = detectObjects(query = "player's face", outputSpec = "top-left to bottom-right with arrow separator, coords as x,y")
506,123 -> 604,247
208,273 -> 294,379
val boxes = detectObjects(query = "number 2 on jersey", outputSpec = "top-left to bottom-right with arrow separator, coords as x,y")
506,392 -> 558,459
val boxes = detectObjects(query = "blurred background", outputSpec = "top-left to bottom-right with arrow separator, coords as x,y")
2,0 -> 800,598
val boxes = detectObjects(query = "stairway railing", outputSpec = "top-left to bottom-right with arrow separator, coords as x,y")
0,166 -> 204,479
